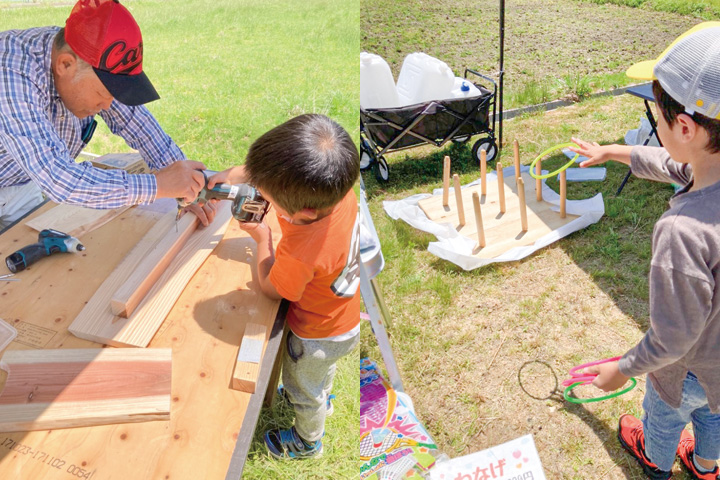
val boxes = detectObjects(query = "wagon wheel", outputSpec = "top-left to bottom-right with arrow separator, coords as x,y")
360,139 -> 374,170
372,156 -> 389,182
360,150 -> 373,170
472,137 -> 498,164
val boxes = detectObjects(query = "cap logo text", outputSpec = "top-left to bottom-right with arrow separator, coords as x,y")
99,40 -> 143,74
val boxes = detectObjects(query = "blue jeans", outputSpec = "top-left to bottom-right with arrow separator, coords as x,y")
643,372 -> 720,471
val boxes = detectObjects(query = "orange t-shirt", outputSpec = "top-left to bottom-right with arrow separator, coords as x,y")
268,190 -> 361,339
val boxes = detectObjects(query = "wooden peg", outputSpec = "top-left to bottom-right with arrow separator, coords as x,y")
443,156 -> 451,207
497,162 -> 506,214
472,192 -> 485,248
513,140 -> 521,180
560,170 -> 567,219
480,149 -> 487,196
517,177 -> 528,232
535,159 -> 542,202
453,174 -> 465,226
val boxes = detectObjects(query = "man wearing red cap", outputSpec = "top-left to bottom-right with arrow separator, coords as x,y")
0,0 -> 213,230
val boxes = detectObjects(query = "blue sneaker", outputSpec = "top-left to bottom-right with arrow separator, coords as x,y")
264,426 -> 323,460
277,385 -> 335,416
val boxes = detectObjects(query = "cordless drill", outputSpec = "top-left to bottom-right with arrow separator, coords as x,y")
177,170 -> 270,223
5,229 -> 85,273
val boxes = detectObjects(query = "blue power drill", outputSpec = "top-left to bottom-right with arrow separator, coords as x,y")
5,229 -> 85,273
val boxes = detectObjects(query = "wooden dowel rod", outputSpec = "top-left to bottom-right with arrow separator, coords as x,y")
453,174 -> 465,226
535,159 -> 542,202
443,156 -> 450,206
560,170 -> 567,219
517,177 -> 528,232
497,162 -> 506,214
472,192 -> 485,248
513,140 -> 521,179
480,149 -> 487,196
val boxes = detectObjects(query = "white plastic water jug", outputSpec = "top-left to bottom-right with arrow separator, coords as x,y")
360,52 -> 400,109
450,77 -> 482,99
396,52 -> 455,106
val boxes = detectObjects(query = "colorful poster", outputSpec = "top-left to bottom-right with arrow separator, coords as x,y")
429,434 -> 546,480
360,358 -> 439,479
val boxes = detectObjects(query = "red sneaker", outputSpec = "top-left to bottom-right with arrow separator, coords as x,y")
677,429 -> 720,480
617,414 -> 672,480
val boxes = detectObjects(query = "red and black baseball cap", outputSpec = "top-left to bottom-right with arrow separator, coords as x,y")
64,0 -> 159,106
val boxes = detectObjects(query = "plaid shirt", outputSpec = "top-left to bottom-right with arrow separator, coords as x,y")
0,26 -> 186,208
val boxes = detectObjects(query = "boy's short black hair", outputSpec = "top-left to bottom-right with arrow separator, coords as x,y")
244,114 -> 359,214
652,80 -> 720,153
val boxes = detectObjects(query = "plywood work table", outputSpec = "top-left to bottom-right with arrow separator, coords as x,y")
0,199 -> 286,480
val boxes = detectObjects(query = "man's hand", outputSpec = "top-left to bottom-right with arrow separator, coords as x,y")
155,161 -> 207,202
587,361 -> 630,392
183,199 -> 219,227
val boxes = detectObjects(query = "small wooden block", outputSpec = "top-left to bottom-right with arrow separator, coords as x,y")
536,160 -> 542,202
513,140 -> 521,179
231,323 -> 267,393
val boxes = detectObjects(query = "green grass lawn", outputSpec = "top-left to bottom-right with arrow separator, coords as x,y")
2,1 -> 359,479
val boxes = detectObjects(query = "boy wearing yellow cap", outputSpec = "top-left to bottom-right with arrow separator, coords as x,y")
569,23 -> 720,480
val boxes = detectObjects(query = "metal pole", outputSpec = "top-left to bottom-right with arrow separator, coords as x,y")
498,0 -> 505,154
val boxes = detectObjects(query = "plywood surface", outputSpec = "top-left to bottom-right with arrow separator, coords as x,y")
417,171 -> 579,259
0,349 -> 171,432
0,200 -> 282,480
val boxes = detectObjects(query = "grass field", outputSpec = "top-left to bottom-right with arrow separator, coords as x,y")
361,1 -> 718,479
2,1 -> 359,479
362,0 -> 703,108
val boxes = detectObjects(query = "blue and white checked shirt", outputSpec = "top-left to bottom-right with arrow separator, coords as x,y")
0,26 -> 186,209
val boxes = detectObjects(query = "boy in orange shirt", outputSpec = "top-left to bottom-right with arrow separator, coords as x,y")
213,114 -> 360,459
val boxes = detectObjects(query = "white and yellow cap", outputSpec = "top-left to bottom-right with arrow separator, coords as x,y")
627,22 -> 720,119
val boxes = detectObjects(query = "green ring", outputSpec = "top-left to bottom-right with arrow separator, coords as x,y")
529,142 -> 580,179
563,377 -> 637,404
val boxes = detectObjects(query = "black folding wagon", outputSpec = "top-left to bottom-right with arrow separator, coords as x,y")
360,69 -> 499,182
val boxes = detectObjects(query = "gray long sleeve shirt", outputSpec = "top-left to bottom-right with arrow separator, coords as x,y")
618,146 -> 720,413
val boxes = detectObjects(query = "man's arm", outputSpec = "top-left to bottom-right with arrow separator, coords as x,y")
99,102 -> 185,170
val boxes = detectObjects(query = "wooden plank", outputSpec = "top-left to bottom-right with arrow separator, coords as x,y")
110,213 -> 199,318
25,203 -> 130,239
231,323 -> 267,393
417,171 -> 579,259
0,349 -> 171,432
69,203 -> 233,348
